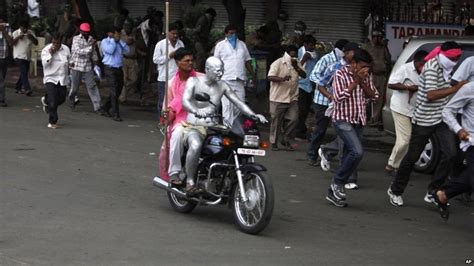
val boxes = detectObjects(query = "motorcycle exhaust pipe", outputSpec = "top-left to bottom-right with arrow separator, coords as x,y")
153,176 -> 187,197
152,176 -> 222,205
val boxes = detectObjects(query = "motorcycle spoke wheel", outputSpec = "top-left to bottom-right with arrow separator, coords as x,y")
232,172 -> 274,234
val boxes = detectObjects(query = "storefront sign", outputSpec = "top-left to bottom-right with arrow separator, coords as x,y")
385,22 -> 465,61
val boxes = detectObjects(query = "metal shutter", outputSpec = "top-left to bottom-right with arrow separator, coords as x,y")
87,0 -> 109,18
281,0 -> 368,43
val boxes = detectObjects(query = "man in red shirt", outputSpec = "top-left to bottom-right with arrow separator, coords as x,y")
326,49 -> 379,207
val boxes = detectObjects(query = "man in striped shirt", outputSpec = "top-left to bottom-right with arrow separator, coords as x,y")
326,49 -> 378,207
387,41 -> 467,207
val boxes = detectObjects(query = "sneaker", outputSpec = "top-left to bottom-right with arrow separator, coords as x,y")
271,143 -> 279,151
319,147 -> 330,171
387,188 -> 404,207
0,101 -> 7,107
41,96 -> 48,114
25,90 -> 32,96
47,123 -> 58,129
424,192 -> 435,204
326,188 -> 348,207
330,183 -> 346,200
344,182 -> 359,190
424,191 -> 450,206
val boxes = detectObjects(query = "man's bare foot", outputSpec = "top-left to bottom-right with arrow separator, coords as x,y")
436,190 -> 448,204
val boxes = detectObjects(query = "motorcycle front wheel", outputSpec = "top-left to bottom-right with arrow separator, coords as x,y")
167,191 -> 197,213
231,171 -> 274,234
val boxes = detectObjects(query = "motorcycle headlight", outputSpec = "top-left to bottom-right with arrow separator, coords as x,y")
243,135 -> 260,148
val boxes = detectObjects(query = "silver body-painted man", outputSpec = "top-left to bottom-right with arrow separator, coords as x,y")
180,56 -> 267,192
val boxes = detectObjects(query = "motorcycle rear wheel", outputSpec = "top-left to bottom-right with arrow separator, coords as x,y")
231,171 -> 274,234
167,191 -> 197,213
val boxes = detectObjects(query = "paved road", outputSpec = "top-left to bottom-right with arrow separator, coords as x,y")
1,90 -> 473,266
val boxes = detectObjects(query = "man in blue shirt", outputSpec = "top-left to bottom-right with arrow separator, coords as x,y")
294,35 -> 318,139
100,26 -> 129,121
306,39 -> 348,166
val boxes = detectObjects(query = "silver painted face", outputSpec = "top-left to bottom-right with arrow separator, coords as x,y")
205,56 -> 224,81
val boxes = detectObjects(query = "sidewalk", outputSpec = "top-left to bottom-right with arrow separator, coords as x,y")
3,64 -> 395,150
4,65 -> 157,108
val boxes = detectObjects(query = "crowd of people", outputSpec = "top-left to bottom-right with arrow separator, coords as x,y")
0,7 -> 473,219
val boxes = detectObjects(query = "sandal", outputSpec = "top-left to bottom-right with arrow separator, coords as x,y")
385,165 -> 395,172
169,175 -> 184,187
185,185 -> 204,197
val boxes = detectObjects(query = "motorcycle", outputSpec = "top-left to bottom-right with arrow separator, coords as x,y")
153,94 -> 274,234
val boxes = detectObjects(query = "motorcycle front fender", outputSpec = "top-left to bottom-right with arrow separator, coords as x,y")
240,163 -> 267,175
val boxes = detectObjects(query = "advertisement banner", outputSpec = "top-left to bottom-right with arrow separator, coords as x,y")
385,22 -> 465,61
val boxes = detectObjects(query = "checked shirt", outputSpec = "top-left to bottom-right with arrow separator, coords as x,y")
332,65 -> 379,125
70,34 -> 98,72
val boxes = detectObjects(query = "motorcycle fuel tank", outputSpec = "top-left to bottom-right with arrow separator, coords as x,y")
202,135 -> 225,156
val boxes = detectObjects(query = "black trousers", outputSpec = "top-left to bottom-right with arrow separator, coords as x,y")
443,146 -> 474,198
294,88 -> 314,137
102,66 -> 124,117
45,82 -> 67,124
0,59 -> 7,103
307,103 -> 331,161
15,59 -> 31,92
390,122 -> 457,195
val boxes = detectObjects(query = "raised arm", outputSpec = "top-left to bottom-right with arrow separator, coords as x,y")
101,38 -> 117,55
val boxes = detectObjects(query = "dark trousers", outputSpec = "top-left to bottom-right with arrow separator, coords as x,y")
295,89 -> 314,137
390,122 -> 457,195
102,66 -> 124,117
15,59 -> 31,92
0,59 -> 7,102
443,146 -> 474,198
156,81 -> 166,118
307,103 -> 331,161
45,82 -> 67,124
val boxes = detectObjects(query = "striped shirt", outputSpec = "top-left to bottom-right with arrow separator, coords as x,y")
310,50 -> 339,106
332,65 -> 379,125
412,56 -> 451,126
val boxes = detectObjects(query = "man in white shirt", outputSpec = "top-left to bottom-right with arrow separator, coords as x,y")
213,24 -> 256,125
153,23 -> 184,118
385,50 -> 428,174
40,33 -> 70,129
451,56 -> 474,84
12,19 -> 38,96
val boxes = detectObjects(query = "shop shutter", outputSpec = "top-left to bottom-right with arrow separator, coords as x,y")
281,0 -> 369,43
87,0 -> 110,19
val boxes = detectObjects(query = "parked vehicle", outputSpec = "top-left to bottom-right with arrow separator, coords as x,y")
382,36 -> 474,173
153,94 -> 274,234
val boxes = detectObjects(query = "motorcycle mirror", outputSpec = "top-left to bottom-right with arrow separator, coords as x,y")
195,92 -> 211,102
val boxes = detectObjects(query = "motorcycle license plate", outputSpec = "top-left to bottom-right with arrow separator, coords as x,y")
237,148 -> 266,157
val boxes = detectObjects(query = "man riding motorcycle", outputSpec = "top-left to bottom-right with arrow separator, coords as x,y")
178,56 -> 267,195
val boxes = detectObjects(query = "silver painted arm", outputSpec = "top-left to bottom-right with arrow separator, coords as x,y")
223,84 -> 268,123
182,78 -> 200,115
